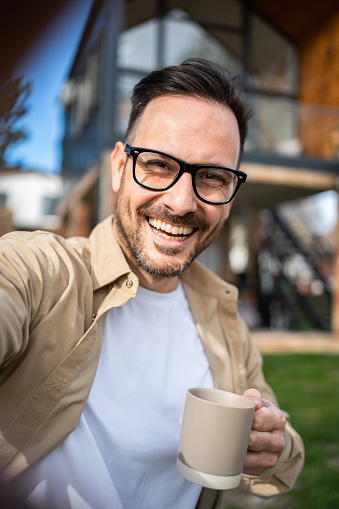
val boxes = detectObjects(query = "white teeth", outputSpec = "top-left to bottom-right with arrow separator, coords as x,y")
158,232 -> 177,240
148,217 -> 194,237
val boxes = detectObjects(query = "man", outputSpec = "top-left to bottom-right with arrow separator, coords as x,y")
0,58 -> 304,509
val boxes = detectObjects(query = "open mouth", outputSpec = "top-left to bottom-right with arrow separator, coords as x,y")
148,217 -> 195,240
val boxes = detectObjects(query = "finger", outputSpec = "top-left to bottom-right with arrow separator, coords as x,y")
243,388 -> 262,410
248,429 -> 286,454
243,450 -> 279,475
252,405 -> 286,432
261,398 -> 278,409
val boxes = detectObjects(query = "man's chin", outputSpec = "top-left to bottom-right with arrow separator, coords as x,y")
154,243 -> 186,257
138,262 -> 190,279
135,251 -> 195,279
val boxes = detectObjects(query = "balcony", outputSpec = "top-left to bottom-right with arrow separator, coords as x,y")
234,94 -> 339,212
245,93 -> 339,164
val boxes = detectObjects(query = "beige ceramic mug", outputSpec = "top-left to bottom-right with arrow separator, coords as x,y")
177,387 -> 255,490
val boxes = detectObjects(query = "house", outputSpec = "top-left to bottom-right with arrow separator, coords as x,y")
60,0 -> 339,217
57,0 -> 339,332
0,168 -> 62,235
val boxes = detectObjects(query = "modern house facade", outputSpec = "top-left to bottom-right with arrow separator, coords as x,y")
59,0 -> 339,332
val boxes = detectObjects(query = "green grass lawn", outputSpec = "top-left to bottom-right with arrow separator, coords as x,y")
222,353 -> 339,509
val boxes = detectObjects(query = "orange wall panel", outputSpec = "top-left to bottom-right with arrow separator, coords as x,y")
298,11 -> 339,158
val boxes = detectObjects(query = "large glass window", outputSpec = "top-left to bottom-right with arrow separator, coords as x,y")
164,10 -> 242,73
116,0 -> 246,137
117,18 -> 158,71
115,0 -> 299,154
69,45 -> 100,137
248,13 -> 297,95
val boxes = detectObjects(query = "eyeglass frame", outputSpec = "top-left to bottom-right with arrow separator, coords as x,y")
124,143 -> 247,205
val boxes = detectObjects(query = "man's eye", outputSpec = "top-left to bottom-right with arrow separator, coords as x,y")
148,160 -> 170,169
205,173 -> 222,180
140,157 -> 177,174
198,170 -> 226,183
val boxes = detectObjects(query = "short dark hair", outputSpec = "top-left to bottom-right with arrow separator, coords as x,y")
125,58 -> 252,165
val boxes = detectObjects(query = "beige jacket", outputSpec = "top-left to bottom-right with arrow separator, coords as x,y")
0,216 -> 304,508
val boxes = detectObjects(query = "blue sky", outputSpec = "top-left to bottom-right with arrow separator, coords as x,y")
6,0 -> 93,173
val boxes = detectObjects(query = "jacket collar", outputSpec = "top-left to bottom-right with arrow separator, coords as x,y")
89,215 -> 132,290
181,259 -> 238,303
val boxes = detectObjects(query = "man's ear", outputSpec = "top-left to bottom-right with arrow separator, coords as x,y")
111,141 -> 126,193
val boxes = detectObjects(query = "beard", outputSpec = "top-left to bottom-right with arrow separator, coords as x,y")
113,172 -> 225,278
114,203 -> 224,279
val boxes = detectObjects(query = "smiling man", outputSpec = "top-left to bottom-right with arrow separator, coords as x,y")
111,95 -> 240,292
0,59 -> 304,509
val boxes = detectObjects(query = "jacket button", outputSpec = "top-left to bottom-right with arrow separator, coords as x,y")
92,312 -> 98,322
126,279 -> 133,288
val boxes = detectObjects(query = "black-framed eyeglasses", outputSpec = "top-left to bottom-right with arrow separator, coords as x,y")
124,143 -> 247,205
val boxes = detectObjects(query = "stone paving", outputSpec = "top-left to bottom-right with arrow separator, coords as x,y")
251,329 -> 339,354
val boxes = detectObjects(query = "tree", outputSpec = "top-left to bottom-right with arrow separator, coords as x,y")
0,74 -> 31,167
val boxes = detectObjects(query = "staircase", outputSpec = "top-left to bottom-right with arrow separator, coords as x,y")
257,208 -> 332,331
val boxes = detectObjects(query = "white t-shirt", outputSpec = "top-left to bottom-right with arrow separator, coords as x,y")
17,282 -> 214,509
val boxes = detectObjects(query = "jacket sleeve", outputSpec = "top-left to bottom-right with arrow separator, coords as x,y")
237,318 -> 305,497
0,232 -> 53,369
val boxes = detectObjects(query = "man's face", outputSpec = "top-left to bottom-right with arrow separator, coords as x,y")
111,95 -> 240,289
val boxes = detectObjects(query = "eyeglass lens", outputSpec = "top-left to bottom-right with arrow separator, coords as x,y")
134,151 -> 237,204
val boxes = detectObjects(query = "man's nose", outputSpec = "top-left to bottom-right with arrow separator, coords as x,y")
162,172 -> 198,216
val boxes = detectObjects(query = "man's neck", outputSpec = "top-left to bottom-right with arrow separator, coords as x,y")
125,254 -> 179,293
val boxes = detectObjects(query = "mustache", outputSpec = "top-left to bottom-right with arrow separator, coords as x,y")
137,205 -> 209,230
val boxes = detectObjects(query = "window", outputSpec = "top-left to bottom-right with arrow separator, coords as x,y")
117,18 -> 158,71
0,192 -> 7,207
115,0 -> 299,154
69,46 -> 100,137
42,196 -> 59,216
115,0 -> 246,137
248,13 -> 297,95
164,10 -> 242,73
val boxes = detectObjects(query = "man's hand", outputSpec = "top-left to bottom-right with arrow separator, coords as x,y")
242,388 -> 286,476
